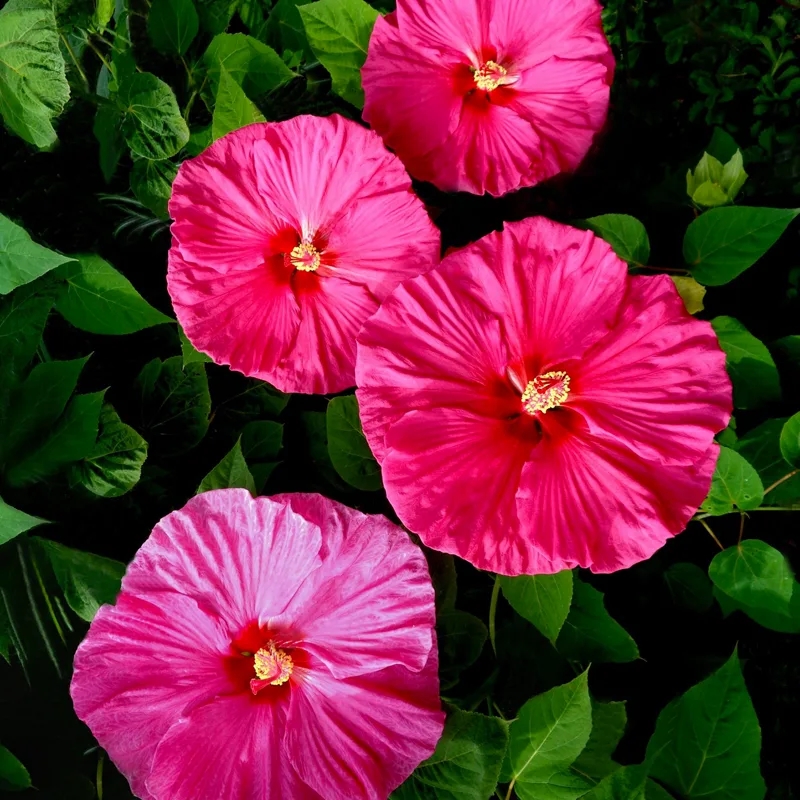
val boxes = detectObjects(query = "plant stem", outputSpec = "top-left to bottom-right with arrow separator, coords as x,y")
60,32 -> 90,91
505,778 -> 516,800
763,469 -> 799,495
699,519 -> 724,550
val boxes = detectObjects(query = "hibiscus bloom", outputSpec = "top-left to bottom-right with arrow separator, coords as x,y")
70,490 -> 443,799
356,218 -> 732,575
167,115 -> 440,394
361,0 -> 614,197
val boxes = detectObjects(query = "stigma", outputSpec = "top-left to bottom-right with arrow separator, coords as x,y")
521,371 -> 571,415
474,61 -> 508,92
289,242 -> 321,272
250,642 -> 293,695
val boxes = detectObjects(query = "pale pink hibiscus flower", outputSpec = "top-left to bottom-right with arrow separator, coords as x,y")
362,0 -> 614,197
70,490 -> 443,799
167,115 -> 440,394
356,218 -> 732,575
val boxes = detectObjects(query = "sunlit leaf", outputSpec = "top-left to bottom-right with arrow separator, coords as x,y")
197,438 -> 256,494
701,446 -> 764,515
581,214 -> 650,266
499,570 -> 573,643
211,67 -> 266,140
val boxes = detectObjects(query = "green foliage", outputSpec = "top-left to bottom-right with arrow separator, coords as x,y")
0,744 -> 30,791
686,150 -> 748,207
580,214 -> 651,266
438,609 -> 487,688
148,0 -> 200,55
204,33 -> 296,96
737,418 -> 800,505
664,562 -> 714,612
0,497 -> 47,546
702,446 -> 764,515
0,0 -> 69,149
326,395 -> 382,490
197,438 -> 256,494
646,652 -> 766,800
572,700 -> 627,781
240,420 -> 283,491
671,276 -> 706,315
299,0 -> 379,107
499,570 -> 573,643
211,68 -> 266,140
779,411 -> 800,468
130,159 -> 179,219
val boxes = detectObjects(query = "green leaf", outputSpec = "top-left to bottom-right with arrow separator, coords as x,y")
691,181 -> 730,208
0,496 -> 48,546
212,67 -> 266,140
711,317 -> 781,410
685,207 -> 800,286
204,33 -> 296,96
55,254 -> 172,334
438,609 -> 487,684
779,411 -> 800,468
580,765 -> 649,800
707,128 -> 740,162
147,0 -> 199,55
69,404 -> 148,498
326,395 -> 382,490
737,419 -> 800,505
197,438 -> 256,494
6,390 -> 105,487
186,123 -> 213,157
0,743 -> 30,791
0,289 -> 52,391
241,420 -> 283,462
0,213 -> 75,296
0,0 -> 69,149
299,0 -> 378,107
671,276 -> 706,315
95,0 -> 114,30
508,670 -> 593,800
573,701 -> 627,780
663,563 -> 714,612
701,446 -> 764,515
499,570 -> 573,643
646,651 -> 766,800
131,158 -> 179,219
179,324 -> 213,365
709,541 -> 800,633
196,0 -> 237,34
393,710 -> 508,800
721,151 -> 748,200
265,0 -> 314,59
33,537 -> 125,622
220,378 -> 289,420
556,578 -> 638,664
118,72 -> 190,160
581,214 -> 650,266
135,356 -> 211,455
94,102 -> 126,183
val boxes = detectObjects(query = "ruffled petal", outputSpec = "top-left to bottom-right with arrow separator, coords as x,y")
516,417 -> 719,573
286,655 -> 444,800
146,694 -> 319,800
70,593 -> 233,800
123,490 -> 322,632
271,494 -> 436,679
394,0 -> 488,59
572,275 -> 732,465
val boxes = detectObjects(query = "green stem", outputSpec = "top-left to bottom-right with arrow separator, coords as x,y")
699,519 -> 724,550
60,32 -> 90,90
763,469 -> 799,495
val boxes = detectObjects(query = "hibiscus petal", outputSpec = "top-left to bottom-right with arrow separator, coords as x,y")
573,275 -> 732,465
394,0 -> 487,59
286,655 -> 444,800
272,494 -> 436,678
123,490 -> 322,631
147,694 -> 319,800
70,592 -> 233,800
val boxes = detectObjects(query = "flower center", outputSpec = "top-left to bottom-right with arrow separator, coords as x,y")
289,242 -> 321,272
521,371 -> 571,415
474,60 -> 507,92
250,642 -> 293,695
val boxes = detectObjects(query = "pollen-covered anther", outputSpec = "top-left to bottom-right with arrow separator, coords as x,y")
474,60 -> 508,92
289,242 -> 321,272
521,371 -> 571,415
250,642 -> 293,694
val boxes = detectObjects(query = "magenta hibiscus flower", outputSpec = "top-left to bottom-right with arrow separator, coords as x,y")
362,0 -> 614,196
167,115 -> 440,394
356,218 -> 732,575
70,490 -> 443,799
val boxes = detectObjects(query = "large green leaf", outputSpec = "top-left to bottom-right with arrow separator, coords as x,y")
118,72 -> 190,160
55,254 -> 172,334
68,404 -> 148,498
299,0 -> 378,107
646,652 -> 766,800
0,496 -> 47,546
779,412 -> 800,468
326,395 -> 381,490
580,765 -> 649,800
499,570 -> 573,643
709,540 -> 800,633
685,207 -> 800,286
204,33 -> 296,96
0,289 -> 52,391
179,324 -> 213,365
211,67 -> 266,141
33,538 -> 125,622
711,317 -> 780,410
241,420 -> 283,492
393,710 -> 508,800
0,744 -> 31,791
701,446 -> 764,515
581,215 -> 650,266
147,0 -> 199,55
572,701 -> 627,781
737,419 -> 800,505
507,670 -> 593,800
556,578 -> 638,664
438,610 -> 487,687
197,438 -> 256,494
265,0 -> 314,59
130,158 -> 179,219
0,213 -> 75,296
0,0 -> 69,149
196,0 -> 237,33
135,357 -> 211,455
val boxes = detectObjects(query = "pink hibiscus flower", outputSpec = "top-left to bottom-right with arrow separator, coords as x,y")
356,218 -> 732,575
167,115 -> 440,394
361,0 -> 615,197
70,490 -> 443,799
